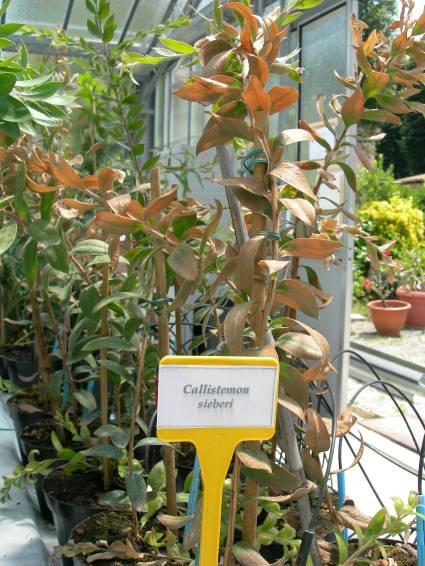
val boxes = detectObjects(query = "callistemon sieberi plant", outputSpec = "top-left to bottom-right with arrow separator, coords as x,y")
166,0 -> 425,558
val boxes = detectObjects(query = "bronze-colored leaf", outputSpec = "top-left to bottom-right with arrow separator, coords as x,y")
108,194 -> 131,215
61,198 -> 97,212
242,76 -> 271,114
213,176 -> 266,195
197,114 -> 254,154
269,161 -> 316,200
323,407 -> 357,438
278,394 -> 305,421
26,177 -> 58,193
234,235 -> 265,294
275,279 -> 319,319
331,433 -> 364,474
363,71 -> 389,99
223,2 -> 258,33
174,82 -> 221,104
224,302 -> 250,355
157,514 -> 191,530
237,448 -> 272,473
279,362 -> 310,410
257,481 -> 314,503
143,187 -> 177,220
98,167 -> 125,195
341,89 -> 365,126
126,200 -> 145,222
94,211 -> 136,235
284,237 -> 343,259
167,242 -> 198,281
302,448 -> 323,482
335,502 -> 371,531
281,197 -> 315,226
276,332 -> 322,360
258,259 -> 289,275
363,109 -> 401,125
305,408 -> 330,453
243,462 -> 300,492
49,155 -> 84,189
268,85 -> 299,114
246,55 -> 269,84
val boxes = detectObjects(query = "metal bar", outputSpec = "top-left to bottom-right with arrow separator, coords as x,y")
145,0 -> 176,55
119,0 -> 140,43
1,0 -> 7,24
63,0 -> 75,31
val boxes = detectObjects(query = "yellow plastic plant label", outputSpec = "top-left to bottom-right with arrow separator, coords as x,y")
157,355 -> 279,566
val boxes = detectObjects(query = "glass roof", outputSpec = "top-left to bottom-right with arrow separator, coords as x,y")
3,0 -> 195,50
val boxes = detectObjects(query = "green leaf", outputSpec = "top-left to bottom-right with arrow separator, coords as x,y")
0,23 -> 23,37
133,437 -> 175,450
365,508 -> 386,540
86,18 -> 101,38
159,37 -> 196,54
22,238 -> 37,287
51,430 -> 64,454
82,444 -> 123,460
40,191 -> 56,221
148,461 -> 166,491
92,292 -> 141,313
28,219 -> 60,246
334,529 -> 348,564
0,0 -> 11,19
0,38 -> 14,48
0,120 -> 19,139
0,222 -> 17,255
72,239 -> 109,255
332,161 -> 357,191
85,0 -> 96,14
126,472 -> 147,512
82,336 -> 136,352
213,0 -> 223,29
123,53 -> 168,65
294,0 -> 323,7
46,243 -> 69,273
79,287 -> 100,318
0,73 -> 16,98
74,390 -> 97,411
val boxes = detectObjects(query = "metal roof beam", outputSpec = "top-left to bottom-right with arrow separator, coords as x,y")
119,0 -> 140,43
63,0 -> 75,30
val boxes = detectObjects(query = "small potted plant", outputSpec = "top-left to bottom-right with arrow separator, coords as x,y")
397,245 -> 425,328
365,270 -> 411,336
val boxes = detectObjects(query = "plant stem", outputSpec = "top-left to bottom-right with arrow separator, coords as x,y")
223,452 -> 241,566
128,317 -> 151,533
100,262 -> 111,490
151,167 -> 177,518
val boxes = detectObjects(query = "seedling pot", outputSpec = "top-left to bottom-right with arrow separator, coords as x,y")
5,345 -> 39,388
367,299 -> 411,336
21,430 -> 57,522
43,470 -> 105,566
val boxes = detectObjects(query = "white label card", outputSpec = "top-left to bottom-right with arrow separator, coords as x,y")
157,364 -> 278,429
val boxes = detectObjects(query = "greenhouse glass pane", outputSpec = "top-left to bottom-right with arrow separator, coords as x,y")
170,66 -> 189,145
300,6 -> 347,124
6,0 -> 68,28
68,0 -> 133,40
128,1 -> 171,36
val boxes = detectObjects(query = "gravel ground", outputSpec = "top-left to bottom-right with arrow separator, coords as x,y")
351,315 -> 425,368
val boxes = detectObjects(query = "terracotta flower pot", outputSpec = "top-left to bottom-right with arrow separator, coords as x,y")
368,299 -> 411,336
396,289 -> 425,328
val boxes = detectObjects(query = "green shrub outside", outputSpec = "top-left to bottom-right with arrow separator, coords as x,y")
353,158 -> 425,306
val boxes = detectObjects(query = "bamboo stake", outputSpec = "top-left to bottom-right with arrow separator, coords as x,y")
100,263 -> 111,490
216,145 -> 318,562
150,167 -> 177,517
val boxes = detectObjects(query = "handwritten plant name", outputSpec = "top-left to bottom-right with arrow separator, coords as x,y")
183,383 -> 250,409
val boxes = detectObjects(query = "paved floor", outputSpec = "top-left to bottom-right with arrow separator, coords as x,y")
351,314 -> 425,367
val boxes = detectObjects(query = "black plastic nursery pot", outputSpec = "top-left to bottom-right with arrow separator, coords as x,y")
43,470 -> 105,566
20,428 -> 57,523
68,510 -> 167,566
5,345 -> 39,388
7,395 -> 51,463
